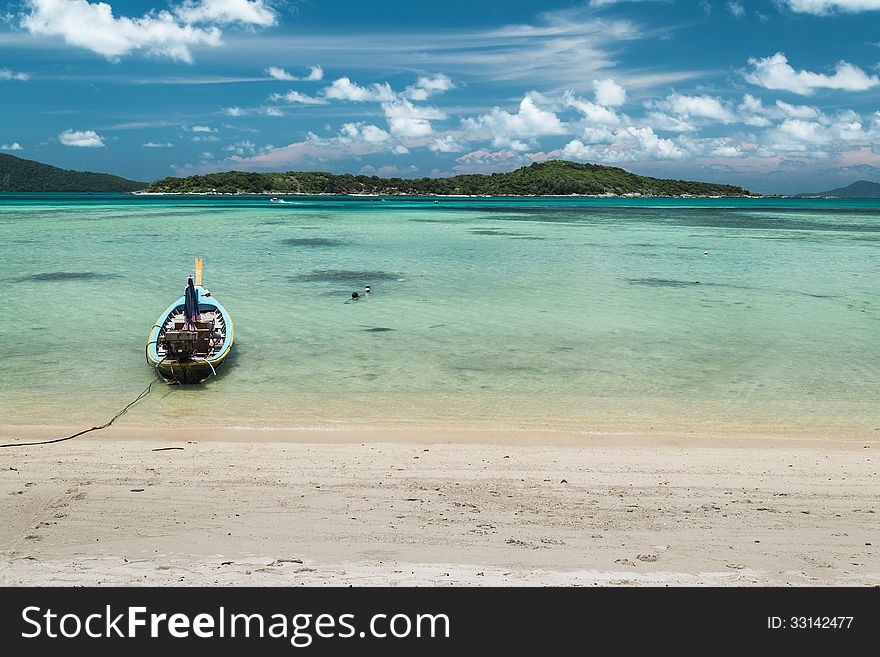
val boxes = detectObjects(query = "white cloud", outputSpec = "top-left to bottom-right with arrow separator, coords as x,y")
223,106 -> 245,116
323,77 -> 396,102
0,68 -> 29,81
770,119 -> 833,149
782,1 -> 880,14
339,122 -> 391,143
588,0 -> 666,6
429,134 -> 466,153
462,94 -> 566,149
404,74 -> 454,100
269,90 -> 328,105
173,0 -> 277,26
190,125 -> 216,132
304,65 -> 324,81
653,93 -> 736,122
737,94 -> 822,126
593,78 -> 626,107
561,126 -> 684,163
564,91 -> 622,125
262,106 -> 284,116
382,99 -> 446,138
775,100 -> 820,119
358,164 -> 417,177
21,0 -> 223,62
59,129 -> 104,147
265,66 -> 295,81
1,142 -> 24,151
643,111 -> 698,132
227,131 -> 395,168
727,1 -> 746,18
711,145 -> 745,158
453,148 -> 525,174
192,135 -> 219,142
223,139 -> 256,155
737,95 -> 778,127
142,142 -> 174,147
744,53 -> 879,95
265,65 -> 323,81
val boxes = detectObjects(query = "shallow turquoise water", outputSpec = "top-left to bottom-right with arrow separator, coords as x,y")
1,194 -> 878,435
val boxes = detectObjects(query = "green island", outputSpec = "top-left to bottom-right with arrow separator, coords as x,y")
143,160 -> 757,197
0,153 -> 145,192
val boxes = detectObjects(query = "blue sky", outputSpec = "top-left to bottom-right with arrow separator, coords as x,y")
1,1 -> 880,192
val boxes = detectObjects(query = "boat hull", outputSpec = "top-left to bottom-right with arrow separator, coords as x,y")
155,360 -> 224,385
146,288 -> 234,384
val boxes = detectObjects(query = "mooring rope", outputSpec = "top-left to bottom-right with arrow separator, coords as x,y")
0,351 -> 164,449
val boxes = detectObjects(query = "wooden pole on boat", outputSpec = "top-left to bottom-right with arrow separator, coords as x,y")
195,257 -> 203,287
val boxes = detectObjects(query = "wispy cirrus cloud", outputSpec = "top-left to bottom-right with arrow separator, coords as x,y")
218,7 -> 697,92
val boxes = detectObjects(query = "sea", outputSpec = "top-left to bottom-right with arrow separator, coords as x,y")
1,194 -> 878,436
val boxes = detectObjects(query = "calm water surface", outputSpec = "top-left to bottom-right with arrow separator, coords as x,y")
1,194 -> 877,435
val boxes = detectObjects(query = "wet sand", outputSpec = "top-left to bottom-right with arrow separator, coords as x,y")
0,430 -> 877,586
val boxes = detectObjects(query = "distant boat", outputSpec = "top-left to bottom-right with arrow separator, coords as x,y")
146,258 -> 234,384
270,197 -> 282,203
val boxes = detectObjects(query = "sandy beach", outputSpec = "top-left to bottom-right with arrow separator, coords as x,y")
1,429 -> 876,586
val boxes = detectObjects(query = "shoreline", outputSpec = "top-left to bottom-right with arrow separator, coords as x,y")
2,437 -> 876,586
130,190 -> 768,199
2,423 -> 877,446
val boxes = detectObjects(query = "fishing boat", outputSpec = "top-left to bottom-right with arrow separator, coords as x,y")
146,258 -> 234,384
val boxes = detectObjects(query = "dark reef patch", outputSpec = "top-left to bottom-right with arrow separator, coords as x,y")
468,227 -> 547,240
300,270 -> 402,283
469,228 -> 523,236
628,278 -> 700,288
364,327 -> 395,332
15,272 -> 122,283
282,237 -> 346,247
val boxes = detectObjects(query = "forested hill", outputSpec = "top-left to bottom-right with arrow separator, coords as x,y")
797,180 -> 880,198
143,160 -> 756,197
0,153 -> 145,192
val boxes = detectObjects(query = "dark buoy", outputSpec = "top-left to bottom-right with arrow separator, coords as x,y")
351,291 -> 359,299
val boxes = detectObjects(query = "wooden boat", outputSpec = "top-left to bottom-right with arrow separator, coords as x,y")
146,258 -> 234,384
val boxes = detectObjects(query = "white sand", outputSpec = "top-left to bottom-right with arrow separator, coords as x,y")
0,429 -> 877,586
